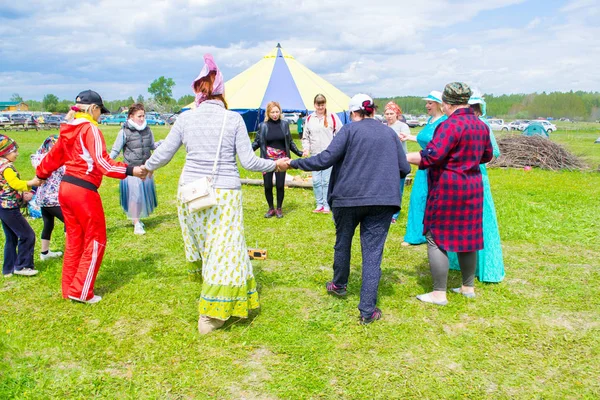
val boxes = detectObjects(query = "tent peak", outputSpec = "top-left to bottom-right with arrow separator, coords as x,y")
264,45 -> 294,60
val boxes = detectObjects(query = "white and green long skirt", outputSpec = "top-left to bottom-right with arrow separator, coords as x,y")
177,188 -> 259,321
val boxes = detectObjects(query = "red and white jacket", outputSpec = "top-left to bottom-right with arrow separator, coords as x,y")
36,118 -> 132,188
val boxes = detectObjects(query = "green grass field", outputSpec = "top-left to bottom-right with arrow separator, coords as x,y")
1,123 -> 599,399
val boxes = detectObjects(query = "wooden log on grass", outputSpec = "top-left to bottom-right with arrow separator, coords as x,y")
241,178 -> 313,188
241,174 -> 413,188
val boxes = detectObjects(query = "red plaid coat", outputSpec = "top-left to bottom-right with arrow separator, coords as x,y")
419,108 -> 493,252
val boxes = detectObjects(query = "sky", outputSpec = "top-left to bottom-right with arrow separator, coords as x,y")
0,0 -> 599,102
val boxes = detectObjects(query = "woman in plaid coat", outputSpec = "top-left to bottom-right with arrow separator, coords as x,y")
407,82 -> 494,305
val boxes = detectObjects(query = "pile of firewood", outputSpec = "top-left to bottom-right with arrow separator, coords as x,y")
488,135 -> 585,171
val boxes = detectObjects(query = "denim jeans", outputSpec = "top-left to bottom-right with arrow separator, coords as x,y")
332,205 -> 396,318
312,167 -> 332,210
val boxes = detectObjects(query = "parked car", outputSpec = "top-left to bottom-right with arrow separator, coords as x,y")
405,115 -> 425,128
145,112 -> 166,126
488,119 -> 509,131
517,120 -> 531,130
162,113 -> 178,124
0,116 -> 9,123
373,114 -> 386,124
10,113 -> 31,124
523,120 -> 557,133
282,112 -> 299,124
508,120 -> 523,131
44,115 -> 65,127
101,114 -> 127,125
146,116 -> 166,126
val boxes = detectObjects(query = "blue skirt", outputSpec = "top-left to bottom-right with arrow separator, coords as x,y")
119,175 -> 158,219
448,165 -> 505,283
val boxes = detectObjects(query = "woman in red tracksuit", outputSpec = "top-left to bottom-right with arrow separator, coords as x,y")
36,90 -> 145,304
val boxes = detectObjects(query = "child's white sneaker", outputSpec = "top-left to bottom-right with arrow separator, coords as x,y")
68,295 -> 102,304
134,222 -> 146,235
13,268 -> 39,276
40,250 -> 63,261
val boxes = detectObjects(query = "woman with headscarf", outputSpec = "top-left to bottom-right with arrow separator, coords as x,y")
406,82 -> 494,305
31,134 -> 65,260
288,94 -> 411,324
143,54 -> 289,334
400,91 -> 447,246
447,95 -> 504,283
383,101 -> 410,223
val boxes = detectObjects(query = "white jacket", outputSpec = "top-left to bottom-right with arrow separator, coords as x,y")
301,112 -> 343,155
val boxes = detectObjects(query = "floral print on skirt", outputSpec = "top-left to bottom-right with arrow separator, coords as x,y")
177,188 -> 259,320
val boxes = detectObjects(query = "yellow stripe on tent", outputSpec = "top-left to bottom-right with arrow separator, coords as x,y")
185,45 -> 350,112
223,56 -> 275,110
285,58 -> 350,113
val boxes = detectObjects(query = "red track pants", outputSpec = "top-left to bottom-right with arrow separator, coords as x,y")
59,182 -> 107,301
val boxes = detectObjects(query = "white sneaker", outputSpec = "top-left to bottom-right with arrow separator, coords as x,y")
13,268 -> 39,276
68,295 -> 102,304
40,250 -> 63,261
3,273 -> 12,278
134,222 -> 146,235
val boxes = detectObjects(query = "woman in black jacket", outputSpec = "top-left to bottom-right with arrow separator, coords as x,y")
252,101 -> 303,218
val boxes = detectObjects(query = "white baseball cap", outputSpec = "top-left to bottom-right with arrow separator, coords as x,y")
348,93 -> 374,112
421,91 -> 443,104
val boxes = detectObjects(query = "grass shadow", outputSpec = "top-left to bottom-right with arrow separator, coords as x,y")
95,253 -> 163,295
139,213 -> 179,229
105,212 -> 178,235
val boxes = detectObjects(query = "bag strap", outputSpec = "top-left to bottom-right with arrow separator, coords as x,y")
331,114 -> 337,134
210,111 -> 228,182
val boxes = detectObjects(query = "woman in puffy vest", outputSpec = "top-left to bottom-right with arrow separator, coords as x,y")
110,103 -> 160,235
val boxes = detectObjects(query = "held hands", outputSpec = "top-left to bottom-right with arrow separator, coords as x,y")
133,166 -> 150,180
397,133 -> 409,142
275,158 -> 291,172
302,150 -> 309,157
23,191 -> 33,202
27,177 -> 45,187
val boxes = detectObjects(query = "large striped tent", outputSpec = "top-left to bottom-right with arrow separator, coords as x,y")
186,44 -> 351,132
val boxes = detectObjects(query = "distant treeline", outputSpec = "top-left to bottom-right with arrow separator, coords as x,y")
21,90 -> 600,121
22,94 -> 196,114
375,91 -> 600,121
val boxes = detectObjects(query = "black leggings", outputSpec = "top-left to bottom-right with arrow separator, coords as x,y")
263,171 -> 286,209
41,206 -> 64,240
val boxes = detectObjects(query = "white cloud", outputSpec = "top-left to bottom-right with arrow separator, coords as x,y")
0,0 -> 598,102
526,17 -> 542,29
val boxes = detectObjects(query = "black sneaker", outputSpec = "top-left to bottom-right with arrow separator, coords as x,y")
360,308 -> 382,325
326,281 -> 347,297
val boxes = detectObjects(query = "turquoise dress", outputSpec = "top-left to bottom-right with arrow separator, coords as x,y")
448,119 -> 505,283
403,115 -> 447,244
